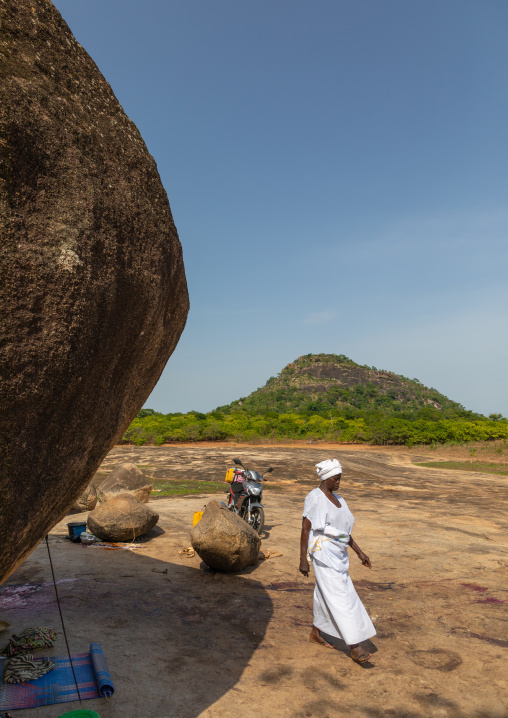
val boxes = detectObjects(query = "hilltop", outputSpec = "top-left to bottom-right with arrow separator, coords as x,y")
216,353 -> 474,419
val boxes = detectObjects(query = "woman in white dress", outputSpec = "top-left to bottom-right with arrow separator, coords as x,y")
299,458 -> 376,663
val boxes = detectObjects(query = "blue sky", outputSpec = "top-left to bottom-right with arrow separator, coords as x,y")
53,0 -> 508,416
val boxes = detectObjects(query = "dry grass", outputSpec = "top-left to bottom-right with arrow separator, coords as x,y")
414,460 -> 508,476
404,438 -> 508,462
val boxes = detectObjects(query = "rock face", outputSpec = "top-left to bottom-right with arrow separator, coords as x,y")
70,482 -> 98,513
0,1 -> 189,583
191,502 -> 261,572
99,463 -> 152,503
87,493 -> 159,542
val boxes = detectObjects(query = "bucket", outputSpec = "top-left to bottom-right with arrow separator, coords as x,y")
58,711 -> 101,718
192,511 -> 204,527
66,521 -> 87,541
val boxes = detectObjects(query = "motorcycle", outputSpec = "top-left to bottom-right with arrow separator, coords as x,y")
223,458 -> 273,534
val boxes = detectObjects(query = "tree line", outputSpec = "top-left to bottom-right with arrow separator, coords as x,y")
123,408 -> 508,447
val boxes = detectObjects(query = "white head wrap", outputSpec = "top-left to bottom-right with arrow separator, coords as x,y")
315,459 -> 342,481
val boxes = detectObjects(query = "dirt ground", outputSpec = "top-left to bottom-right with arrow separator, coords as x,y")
1,445 -> 507,718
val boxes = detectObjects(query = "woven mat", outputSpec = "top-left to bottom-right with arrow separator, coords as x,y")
0,643 -> 113,710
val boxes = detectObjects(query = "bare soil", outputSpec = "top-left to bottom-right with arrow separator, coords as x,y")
2,445 -> 507,718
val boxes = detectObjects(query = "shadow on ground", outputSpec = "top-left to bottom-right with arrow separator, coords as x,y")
0,535 -> 273,718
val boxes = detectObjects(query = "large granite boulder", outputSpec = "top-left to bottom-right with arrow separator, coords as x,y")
70,482 -> 98,513
0,0 -> 189,583
99,463 -> 152,503
191,502 -> 261,572
87,493 -> 159,542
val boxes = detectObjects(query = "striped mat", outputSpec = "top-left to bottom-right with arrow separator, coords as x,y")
0,642 -> 113,710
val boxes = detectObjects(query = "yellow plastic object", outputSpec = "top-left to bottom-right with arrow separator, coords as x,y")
192,511 -> 204,527
225,467 -> 235,483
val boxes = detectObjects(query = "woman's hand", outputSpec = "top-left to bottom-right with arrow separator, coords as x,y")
299,557 -> 310,577
358,552 -> 372,568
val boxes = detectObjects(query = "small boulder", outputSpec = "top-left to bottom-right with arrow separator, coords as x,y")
191,501 -> 261,572
87,493 -> 159,542
70,482 -> 98,512
99,462 -> 152,503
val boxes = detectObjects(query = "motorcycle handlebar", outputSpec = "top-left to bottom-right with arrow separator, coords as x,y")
233,469 -> 272,481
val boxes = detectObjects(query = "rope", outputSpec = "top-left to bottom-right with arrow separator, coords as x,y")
45,535 -> 82,704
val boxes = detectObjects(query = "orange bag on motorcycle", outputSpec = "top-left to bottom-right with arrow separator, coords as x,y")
225,467 -> 235,483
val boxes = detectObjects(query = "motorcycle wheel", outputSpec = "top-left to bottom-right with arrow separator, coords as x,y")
248,506 -> 265,534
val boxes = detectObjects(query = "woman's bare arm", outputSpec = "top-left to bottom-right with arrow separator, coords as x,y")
299,517 -> 312,576
349,535 -> 372,568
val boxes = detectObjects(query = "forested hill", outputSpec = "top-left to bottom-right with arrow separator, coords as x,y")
127,353 -> 508,445
216,353 -> 474,419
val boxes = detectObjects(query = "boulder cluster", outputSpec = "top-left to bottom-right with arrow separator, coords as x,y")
71,462 -> 159,542
74,468 -> 262,570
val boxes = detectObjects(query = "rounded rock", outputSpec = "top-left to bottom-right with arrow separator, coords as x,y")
87,493 -> 159,542
191,501 -> 261,572
99,462 -> 152,503
0,0 -> 188,582
70,482 -> 98,513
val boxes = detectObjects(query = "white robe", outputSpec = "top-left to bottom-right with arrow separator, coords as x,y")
303,488 -> 376,645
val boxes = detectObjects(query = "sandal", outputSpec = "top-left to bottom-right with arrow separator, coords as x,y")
351,649 -> 372,664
